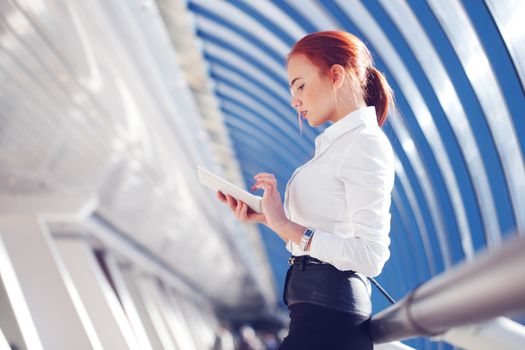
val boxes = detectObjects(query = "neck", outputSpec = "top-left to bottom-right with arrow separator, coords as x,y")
330,99 -> 367,123
330,81 -> 367,123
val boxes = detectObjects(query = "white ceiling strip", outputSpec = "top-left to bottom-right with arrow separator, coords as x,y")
380,0 -> 499,249
428,0 -> 525,236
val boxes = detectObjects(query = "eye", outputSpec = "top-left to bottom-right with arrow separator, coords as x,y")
298,84 -> 305,91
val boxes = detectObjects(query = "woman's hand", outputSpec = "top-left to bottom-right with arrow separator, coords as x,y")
215,172 -> 289,230
251,172 -> 289,232
216,173 -> 292,243
216,191 -> 267,225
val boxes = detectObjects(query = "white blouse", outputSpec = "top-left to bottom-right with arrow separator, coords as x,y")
284,106 -> 395,277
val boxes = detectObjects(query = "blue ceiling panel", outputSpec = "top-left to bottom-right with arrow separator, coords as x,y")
407,0 -> 517,240
463,0 -> 525,156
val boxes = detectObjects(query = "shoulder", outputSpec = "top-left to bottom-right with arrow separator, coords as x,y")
343,127 -> 393,162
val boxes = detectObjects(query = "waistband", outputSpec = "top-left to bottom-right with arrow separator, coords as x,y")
288,255 -> 327,266
288,255 -> 357,274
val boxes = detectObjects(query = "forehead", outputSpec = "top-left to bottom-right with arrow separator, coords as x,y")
287,54 -> 321,81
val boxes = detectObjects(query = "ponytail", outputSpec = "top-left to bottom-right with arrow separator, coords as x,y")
365,67 -> 394,127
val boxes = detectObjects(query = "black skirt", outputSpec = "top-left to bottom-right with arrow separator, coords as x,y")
280,256 -> 373,350
279,302 -> 373,350
283,256 -> 372,315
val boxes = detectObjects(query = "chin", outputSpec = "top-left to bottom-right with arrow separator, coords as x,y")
307,119 -> 323,128
306,113 -> 329,127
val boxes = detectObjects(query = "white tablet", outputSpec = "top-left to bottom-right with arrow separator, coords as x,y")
196,166 -> 263,214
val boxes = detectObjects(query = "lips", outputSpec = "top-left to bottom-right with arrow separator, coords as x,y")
300,110 -> 308,118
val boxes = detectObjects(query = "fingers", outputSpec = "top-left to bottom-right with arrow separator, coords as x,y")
252,173 -> 277,192
216,191 -> 226,202
254,172 -> 275,178
252,177 -> 275,187
230,199 -> 248,222
253,173 -> 276,182
218,191 -> 263,223
216,174 -> 276,224
219,192 -> 266,224
225,194 -> 238,211
236,201 -> 248,221
251,178 -> 277,192
252,181 -> 273,192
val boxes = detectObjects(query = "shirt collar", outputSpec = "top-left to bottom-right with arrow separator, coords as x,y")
315,106 -> 378,149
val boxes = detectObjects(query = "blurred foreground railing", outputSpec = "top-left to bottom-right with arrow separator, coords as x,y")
370,235 -> 525,344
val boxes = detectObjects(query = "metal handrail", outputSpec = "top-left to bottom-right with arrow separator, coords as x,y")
369,235 -> 525,344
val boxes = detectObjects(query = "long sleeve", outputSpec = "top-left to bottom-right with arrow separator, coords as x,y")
308,133 -> 395,277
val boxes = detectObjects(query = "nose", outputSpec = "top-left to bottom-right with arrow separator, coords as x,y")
290,96 -> 301,109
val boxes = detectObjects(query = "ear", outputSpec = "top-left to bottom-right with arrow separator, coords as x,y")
330,64 -> 346,89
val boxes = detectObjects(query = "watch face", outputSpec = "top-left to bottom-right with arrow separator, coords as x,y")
300,229 -> 315,251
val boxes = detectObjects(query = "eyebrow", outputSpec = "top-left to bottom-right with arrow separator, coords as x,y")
289,77 -> 302,88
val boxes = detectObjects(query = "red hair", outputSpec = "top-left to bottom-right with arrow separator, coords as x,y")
287,31 -> 394,126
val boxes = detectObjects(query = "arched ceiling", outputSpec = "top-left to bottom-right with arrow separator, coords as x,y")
180,1 -> 525,345
1,0 -> 523,346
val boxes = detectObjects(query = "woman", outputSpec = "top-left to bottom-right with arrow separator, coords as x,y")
217,31 -> 395,349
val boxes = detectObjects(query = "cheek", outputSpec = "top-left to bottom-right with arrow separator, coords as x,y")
306,85 -> 331,112
303,89 -> 314,104
304,84 -> 322,105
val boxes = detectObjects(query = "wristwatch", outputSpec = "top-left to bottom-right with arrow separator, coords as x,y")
299,228 -> 315,251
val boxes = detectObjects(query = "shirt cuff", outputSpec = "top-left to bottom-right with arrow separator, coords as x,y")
308,229 -> 344,266
286,238 -> 294,254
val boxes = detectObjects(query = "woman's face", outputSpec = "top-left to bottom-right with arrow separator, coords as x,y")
287,54 -> 336,127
